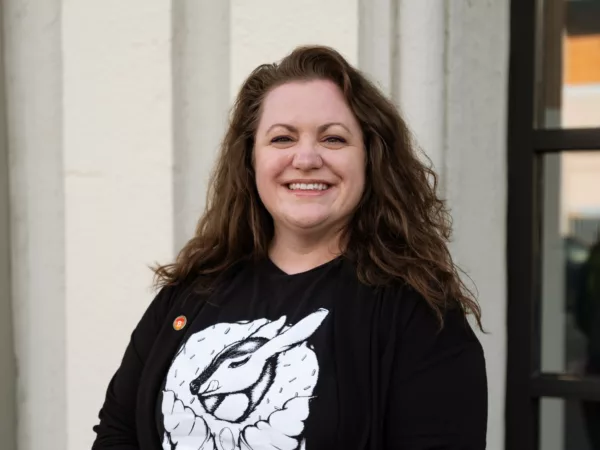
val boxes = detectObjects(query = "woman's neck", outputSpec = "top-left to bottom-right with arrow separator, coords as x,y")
268,229 -> 343,275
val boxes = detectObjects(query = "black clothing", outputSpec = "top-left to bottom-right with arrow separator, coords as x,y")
92,257 -> 487,450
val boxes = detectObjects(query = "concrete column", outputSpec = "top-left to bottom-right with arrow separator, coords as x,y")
172,0 -> 231,249
0,5 -> 16,449
394,0 -> 448,179
3,1 -> 67,449
362,5 -> 510,447
4,1 -> 176,449
358,0 -> 397,97
61,2 -> 175,448
230,0 -> 358,99
444,2 -> 509,449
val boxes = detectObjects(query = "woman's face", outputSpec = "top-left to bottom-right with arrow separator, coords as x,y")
254,79 -> 366,238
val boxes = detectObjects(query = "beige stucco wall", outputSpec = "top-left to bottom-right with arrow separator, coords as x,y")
0,4 -> 16,448
2,1 -> 509,449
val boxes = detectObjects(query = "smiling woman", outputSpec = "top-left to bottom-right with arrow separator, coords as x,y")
254,79 -> 366,259
92,46 -> 487,450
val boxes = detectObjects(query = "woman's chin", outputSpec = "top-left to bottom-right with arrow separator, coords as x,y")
283,213 -> 331,232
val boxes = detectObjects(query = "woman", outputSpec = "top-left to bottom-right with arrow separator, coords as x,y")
92,45 -> 487,450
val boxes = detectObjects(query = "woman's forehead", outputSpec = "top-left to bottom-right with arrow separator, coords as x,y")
258,80 -> 358,131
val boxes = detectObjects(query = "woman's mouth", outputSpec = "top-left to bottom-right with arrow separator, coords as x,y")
286,182 -> 331,191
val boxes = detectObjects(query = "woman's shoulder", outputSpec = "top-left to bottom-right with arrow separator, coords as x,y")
375,280 -> 481,350
149,272 -> 208,317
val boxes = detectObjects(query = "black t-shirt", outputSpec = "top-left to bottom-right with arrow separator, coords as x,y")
93,257 -> 487,450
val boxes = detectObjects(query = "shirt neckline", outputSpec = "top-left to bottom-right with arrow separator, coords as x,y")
262,255 -> 344,279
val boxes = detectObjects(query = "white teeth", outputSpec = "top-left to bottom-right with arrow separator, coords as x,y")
288,183 -> 330,191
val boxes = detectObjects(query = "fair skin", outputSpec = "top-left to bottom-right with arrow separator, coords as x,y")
254,79 -> 366,274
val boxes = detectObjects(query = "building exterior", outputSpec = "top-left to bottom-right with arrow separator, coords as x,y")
0,0 -> 596,449
507,1 -> 600,450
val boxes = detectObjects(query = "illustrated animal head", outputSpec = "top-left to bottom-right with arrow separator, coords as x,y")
189,309 -> 328,398
189,336 -> 271,397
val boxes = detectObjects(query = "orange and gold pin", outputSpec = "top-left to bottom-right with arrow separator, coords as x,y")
173,315 -> 187,331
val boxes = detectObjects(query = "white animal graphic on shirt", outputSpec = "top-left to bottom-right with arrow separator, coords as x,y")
161,308 -> 329,450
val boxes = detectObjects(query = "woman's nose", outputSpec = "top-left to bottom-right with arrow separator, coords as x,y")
292,140 -> 323,171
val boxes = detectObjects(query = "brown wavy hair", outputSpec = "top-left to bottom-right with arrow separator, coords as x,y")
154,45 -> 482,329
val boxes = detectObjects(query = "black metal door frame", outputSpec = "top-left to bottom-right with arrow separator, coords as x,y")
506,0 -> 600,449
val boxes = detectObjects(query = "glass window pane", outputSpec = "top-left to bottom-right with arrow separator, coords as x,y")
539,151 -> 600,377
535,0 -> 600,128
540,397 -> 600,450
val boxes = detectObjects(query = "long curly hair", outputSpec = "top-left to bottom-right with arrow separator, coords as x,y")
154,45 -> 482,329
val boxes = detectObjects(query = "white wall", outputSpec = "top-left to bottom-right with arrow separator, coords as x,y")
365,2 -> 509,446
5,1 -> 176,449
2,1 -> 509,449
0,4 -> 16,448
443,3 -> 508,449
4,2 -> 67,449
230,0 -> 358,100
62,2 -> 175,449
395,0 -> 447,175
172,1 -> 231,249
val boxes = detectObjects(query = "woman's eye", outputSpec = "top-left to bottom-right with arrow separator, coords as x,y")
271,136 -> 293,143
323,136 -> 346,144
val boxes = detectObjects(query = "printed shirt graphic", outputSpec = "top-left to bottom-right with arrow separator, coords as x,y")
161,308 -> 329,450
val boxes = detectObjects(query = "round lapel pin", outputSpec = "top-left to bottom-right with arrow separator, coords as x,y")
173,315 -> 187,331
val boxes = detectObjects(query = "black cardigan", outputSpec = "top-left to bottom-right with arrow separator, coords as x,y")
92,260 -> 487,449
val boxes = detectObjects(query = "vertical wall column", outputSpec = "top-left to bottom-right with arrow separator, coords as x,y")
361,0 -> 447,177
360,2 -> 510,449
358,0 -> 396,97
394,0 -> 448,179
172,0 -> 231,250
444,3 -> 509,450
4,2 -> 232,448
0,5 -> 16,449
3,1 -> 67,450
61,2 -> 175,448
230,0 -> 358,99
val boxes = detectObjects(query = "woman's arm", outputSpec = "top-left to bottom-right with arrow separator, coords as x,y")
92,286 -> 175,449
384,296 -> 488,449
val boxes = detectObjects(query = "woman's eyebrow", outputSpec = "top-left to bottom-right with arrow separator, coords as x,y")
318,122 -> 352,135
264,122 -> 352,135
265,123 -> 298,134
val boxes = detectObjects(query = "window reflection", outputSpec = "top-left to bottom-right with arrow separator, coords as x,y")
536,0 -> 600,128
540,151 -> 600,448
541,152 -> 600,375
574,239 -> 600,378
540,398 -> 600,450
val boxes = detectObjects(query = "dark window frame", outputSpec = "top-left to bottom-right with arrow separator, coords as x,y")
506,0 -> 600,449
